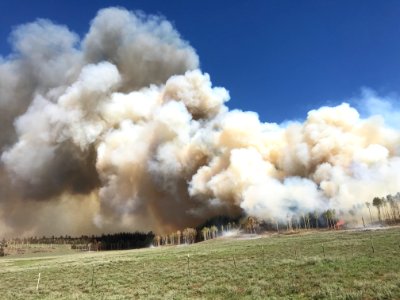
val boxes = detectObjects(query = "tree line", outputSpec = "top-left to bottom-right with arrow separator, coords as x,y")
365,192 -> 400,224
0,231 -> 155,255
151,210 -> 345,248
153,222 -> 239,246
2,192 -> 399,255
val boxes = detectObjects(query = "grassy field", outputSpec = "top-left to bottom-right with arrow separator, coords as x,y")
0,228 -> 399,299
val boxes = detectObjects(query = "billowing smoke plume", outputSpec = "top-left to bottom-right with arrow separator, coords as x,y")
1,7 -> 399,236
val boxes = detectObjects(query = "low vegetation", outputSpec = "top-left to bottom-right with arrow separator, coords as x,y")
0,227 -> 399,299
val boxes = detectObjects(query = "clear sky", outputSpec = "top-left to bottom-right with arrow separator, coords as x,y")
1,0 -> 400,123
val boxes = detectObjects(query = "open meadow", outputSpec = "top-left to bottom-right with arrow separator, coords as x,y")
0,227 -> 399,299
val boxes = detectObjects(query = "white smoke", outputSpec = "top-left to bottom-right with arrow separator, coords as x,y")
0,7 -> 399,236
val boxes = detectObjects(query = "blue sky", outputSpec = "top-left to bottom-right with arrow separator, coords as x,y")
1,0 -> 400,123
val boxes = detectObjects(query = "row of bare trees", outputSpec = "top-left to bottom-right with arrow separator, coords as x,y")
152,193 -> 400,248
153,228 -> 197,246
153,221 -> 241,246
242,217 -> 260,233
201,225 -> 218,241
366,192 -> 400,224
200,222 -> 240,240
281,209 -> 339,232
153,211 -> 343,248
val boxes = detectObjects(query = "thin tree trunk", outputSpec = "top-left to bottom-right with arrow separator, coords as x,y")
368,208 -> 372,224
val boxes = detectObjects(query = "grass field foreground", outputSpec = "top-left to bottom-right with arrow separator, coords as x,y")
0,228 -> 399,299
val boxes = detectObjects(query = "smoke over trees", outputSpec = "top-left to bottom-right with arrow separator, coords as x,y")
1,7 -> 400,237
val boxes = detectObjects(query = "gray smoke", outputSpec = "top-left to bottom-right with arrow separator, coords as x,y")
0,7 -> 399,237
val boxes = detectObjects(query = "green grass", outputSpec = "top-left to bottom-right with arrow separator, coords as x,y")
1,228 -> 400,299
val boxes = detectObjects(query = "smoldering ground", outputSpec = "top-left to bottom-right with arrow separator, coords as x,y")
0,7 -> 400,237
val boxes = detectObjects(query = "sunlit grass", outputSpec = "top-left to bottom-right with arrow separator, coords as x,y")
0,228 -> 399,299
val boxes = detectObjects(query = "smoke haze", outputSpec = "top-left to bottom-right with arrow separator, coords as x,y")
0,7 -> 399,236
